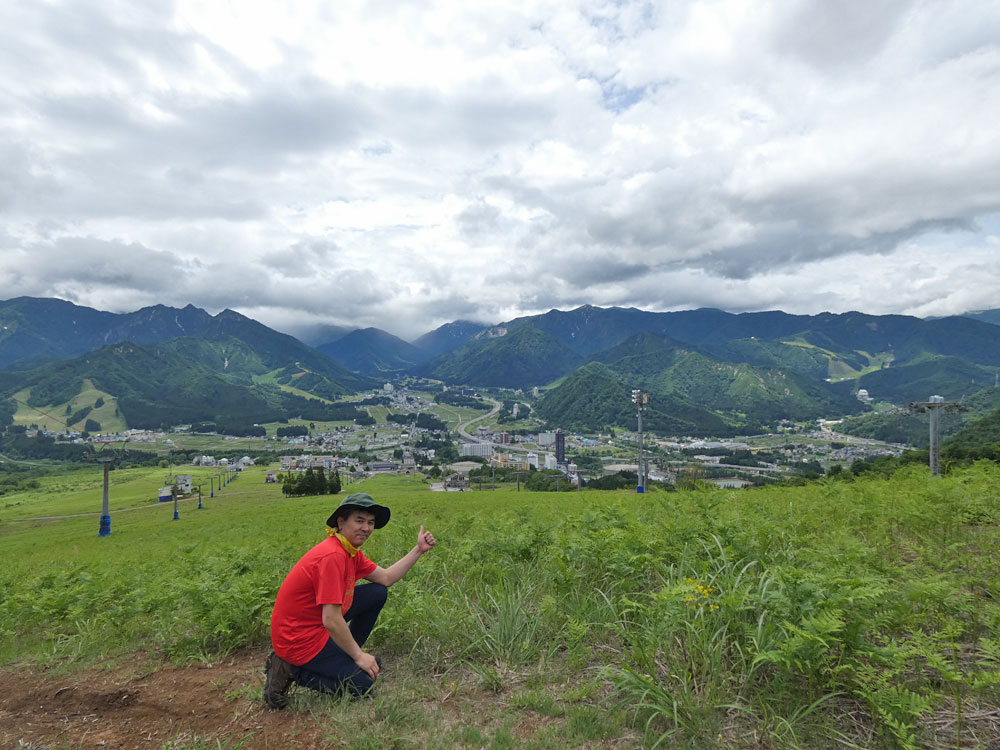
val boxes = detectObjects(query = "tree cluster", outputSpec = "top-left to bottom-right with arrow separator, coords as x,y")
281,467 -> 342,497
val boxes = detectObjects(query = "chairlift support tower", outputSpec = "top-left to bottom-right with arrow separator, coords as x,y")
97,457 -> 114,536
631,389 -> 650,493
907,395 -> 966,476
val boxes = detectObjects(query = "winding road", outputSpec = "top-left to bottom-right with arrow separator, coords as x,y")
455,397 -> 501,442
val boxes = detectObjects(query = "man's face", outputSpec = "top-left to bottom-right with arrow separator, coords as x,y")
337,509 -> 376,547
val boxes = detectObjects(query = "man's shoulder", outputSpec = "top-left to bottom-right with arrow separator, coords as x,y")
299,537 -> 346,565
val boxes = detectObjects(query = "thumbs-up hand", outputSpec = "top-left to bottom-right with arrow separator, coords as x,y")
417,524 -> 436,552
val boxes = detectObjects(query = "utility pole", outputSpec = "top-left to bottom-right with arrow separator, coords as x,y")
907,395 -> 966,476
97,457 -> 113,536
631,389 -> 650,493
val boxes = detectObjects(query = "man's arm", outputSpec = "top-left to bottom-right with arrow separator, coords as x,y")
321,603 -> 380,680
365,525 -> 436,587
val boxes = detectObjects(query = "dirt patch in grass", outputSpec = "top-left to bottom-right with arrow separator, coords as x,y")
0,648 -> 328,749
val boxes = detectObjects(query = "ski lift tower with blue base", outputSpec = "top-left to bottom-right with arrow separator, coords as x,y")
631,389 -> 650,493
97,458 -> 114,536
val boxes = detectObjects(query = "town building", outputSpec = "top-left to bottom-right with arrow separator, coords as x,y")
555,429 -> 566,464
461,442 -> 493,458
491,453 -> 531,471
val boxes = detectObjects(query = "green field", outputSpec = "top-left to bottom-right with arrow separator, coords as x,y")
2,465 -> 1000,748
426,402 -> 490,432
0,464 -> 268,520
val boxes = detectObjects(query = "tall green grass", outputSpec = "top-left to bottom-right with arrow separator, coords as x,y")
2,464 -> 999,747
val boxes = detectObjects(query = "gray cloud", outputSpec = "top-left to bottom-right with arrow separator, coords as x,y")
0,0 -> 998,340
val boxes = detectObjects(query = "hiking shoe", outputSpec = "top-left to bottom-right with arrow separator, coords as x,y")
263,650 -> 294,710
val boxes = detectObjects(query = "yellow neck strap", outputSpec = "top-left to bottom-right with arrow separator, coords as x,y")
328,528 -> 359,557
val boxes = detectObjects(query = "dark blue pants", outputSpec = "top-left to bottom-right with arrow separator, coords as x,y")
292,583 -> 387,697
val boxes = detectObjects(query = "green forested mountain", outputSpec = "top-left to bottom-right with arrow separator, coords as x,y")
2,341 -> 370,430
0,298 -> 373,397
6,297 -> 1000,436
701,338 -> 833,379
423,325 -> 584,388
962,309 -> 1000,326
535,362 -> 735,436
154,335 -> 370,400
411,320 -> 487,358
538,332 -> 861,432
160,335 -> 272,378
317,327 -> 428,375
497,305 -> 1000,366
196,309 -> 371,391
0,297 -> 214,369
645,353 -> 860,422
831,354 -> 995,404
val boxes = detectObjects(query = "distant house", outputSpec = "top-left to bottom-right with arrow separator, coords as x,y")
444,473 -> 470,490
175,474 -> 193,495
368,460 -> 397,473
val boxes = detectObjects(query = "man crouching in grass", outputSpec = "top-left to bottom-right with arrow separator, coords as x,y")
263,492 -> 436,709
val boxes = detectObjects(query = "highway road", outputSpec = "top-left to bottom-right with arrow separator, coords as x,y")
456,397 -> 501,442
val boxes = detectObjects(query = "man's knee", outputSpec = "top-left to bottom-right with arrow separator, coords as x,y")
359,582 -> 388,607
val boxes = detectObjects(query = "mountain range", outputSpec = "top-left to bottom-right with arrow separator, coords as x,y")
1,297 -> 999,437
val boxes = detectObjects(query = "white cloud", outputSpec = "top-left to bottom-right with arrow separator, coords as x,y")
0,0 -> 998,340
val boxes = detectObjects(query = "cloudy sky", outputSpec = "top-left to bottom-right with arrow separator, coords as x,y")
1,0 -> 999,341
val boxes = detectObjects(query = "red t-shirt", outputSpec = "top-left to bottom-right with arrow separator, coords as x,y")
270,537 -> 378,665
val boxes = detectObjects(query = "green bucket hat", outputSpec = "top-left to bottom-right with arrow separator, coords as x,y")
327,492 -> 391,530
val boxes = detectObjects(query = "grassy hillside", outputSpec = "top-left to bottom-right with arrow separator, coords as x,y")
2,466 -> 1000,748
10,379 -> 127,434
